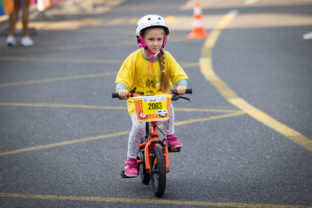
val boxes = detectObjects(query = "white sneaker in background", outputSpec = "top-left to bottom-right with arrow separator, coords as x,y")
6,36 -> 16,46
20,36 -> 34,47
303,31 -> 312,40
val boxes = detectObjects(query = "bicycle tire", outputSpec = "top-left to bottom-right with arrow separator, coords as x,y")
138,150 -> 150,185
150,145 -> 166,197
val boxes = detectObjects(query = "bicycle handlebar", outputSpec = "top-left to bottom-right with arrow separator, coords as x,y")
112,89 -> 192,99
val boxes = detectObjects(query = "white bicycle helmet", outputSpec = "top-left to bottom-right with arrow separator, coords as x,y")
136,14 -> 170,51
136,14 -> 169,36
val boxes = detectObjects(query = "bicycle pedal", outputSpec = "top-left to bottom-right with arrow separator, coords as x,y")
169,148 -> 181,152
121,170 -> 127,178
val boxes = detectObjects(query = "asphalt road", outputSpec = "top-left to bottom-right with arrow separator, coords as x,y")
0,0 -> 312,207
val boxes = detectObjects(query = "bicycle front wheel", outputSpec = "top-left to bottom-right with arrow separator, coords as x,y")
150,145 -> 166,197
138,150 -> 150,185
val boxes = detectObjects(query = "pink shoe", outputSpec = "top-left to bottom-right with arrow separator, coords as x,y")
166,135 -> 183,149
124,158 -> 138,177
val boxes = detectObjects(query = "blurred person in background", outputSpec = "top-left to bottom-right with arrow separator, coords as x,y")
6,0 -> 34,47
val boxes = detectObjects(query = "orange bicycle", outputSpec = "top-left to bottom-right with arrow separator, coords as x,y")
112,89 -> 192,197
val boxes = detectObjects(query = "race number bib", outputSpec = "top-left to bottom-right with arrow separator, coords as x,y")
133,95 -> 172,122
142,95 -> 168,116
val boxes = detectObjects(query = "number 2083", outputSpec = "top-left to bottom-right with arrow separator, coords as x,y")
148,102 -> 163,110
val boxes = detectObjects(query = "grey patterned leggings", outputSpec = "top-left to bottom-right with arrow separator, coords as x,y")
127,104 -> 175,159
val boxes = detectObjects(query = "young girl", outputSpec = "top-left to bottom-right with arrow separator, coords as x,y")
115,14 -> 189,177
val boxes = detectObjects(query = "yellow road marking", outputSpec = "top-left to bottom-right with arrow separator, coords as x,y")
0,193 -> 310,208
200,10 -> 312,152
78,28 -> 134,34
0,72 -> 116,87
129,17 -> 138,24
174,111 -> 246,126
0,56 -> 121,64
17,18 -> 104,30
0,63 -> 199,89
0,112 -> 245,157
175,107 -> 239,113
0,40 -> 135,54
0,102 -> 126,110
0,131 -> 130,157
0,56 -> 198,68
0,38 -> 187,55
109,18 -> 123,25
180,62 -> 200,68
0,102 -> 239,113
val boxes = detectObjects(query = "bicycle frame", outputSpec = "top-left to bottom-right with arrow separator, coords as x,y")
139,121 -> 170,175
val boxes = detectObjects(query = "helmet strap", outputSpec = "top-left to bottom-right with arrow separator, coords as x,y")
138,34 -> 147,49
138,33 -> 164,76
163,34 -> 169,48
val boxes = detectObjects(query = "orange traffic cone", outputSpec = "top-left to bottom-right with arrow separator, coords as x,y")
187,1 -> 208,39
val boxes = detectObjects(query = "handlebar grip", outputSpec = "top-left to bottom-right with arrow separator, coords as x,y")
172,88 -> 192,95
112,93 -> 120,98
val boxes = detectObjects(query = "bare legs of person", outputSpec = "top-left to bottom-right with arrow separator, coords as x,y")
6,0 -> 34,47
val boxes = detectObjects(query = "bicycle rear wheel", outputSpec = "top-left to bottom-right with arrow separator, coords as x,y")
150,145 -> 166,197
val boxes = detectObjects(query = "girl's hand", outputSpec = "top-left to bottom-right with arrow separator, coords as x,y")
176,86 -> 186,95
118,89 -> 128,100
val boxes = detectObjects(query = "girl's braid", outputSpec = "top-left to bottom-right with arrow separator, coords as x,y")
159,49 -> 170,92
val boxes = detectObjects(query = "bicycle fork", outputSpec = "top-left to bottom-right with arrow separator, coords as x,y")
139,121 -> 170,174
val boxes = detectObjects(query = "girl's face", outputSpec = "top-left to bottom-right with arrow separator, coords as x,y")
143,28 -> 165,55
